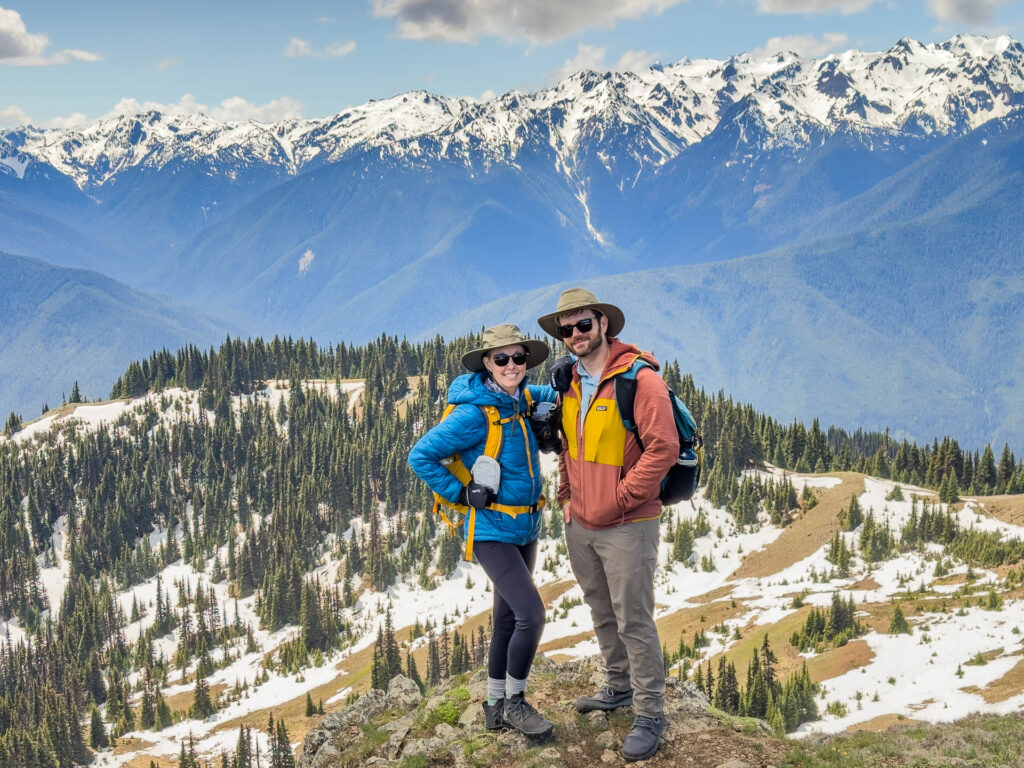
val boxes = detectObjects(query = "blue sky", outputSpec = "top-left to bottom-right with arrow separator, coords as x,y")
2,0 -> 1023,128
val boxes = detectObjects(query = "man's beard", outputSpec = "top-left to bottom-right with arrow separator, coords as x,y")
568,332 -> 605,359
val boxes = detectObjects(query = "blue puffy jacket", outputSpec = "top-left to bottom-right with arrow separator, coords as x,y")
408,372 -> 558,546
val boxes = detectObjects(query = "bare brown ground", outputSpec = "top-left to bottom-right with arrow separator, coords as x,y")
974,495 -> 1024,526
846,714 -> 922,732
962,658 -> 1024,703
850,575 -> 882,590
806,639 -> 875,682
729,473 -> 866,580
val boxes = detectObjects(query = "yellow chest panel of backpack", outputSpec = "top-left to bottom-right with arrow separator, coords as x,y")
432,390 -> 544,560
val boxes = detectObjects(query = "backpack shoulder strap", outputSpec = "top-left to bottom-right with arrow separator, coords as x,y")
480,405 -> 503,459
614,359 -> 652,434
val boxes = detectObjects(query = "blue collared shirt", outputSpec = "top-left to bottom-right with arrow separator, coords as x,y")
577,358 -> 600,418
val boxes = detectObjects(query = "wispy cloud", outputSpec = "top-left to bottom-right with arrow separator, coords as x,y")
372,0 -> 685,45
40,93 -> 305,129
928,0 -> 1018,24
0,6 -> 101,66
0,103 -> 31,127
153,57 -> 182,71
548,42 -> 657,84
298,249 -> 315,275
284,36 -> 356,58
757,0 -> 879,13
751,32 -> 850,58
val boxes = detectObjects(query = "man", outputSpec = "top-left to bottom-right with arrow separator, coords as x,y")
537,288 -> 678,762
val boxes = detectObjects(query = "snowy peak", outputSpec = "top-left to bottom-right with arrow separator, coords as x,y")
4,34 -> 1024,188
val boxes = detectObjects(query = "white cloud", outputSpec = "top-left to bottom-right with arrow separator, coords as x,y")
298,249 -> 315,275
615,49 -> 656,73
757,0 -> 879,13
284,37 -> 314,57
372,0 -> 685,44
40,94 -> 305,130
548,43 -> 657,84
43,112 -> 89,129
751,32 -> 849,58
928,0 -> 1018,24
284,36 -> 356,58
324,40 -> 356,57
154,57 -> 182,70
0,103 -> 31,127
0,6 -> 101,66
0,6 -> 47,58
211,96 -> 304,122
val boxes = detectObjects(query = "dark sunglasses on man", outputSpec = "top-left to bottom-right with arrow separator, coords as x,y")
557,317 -> 598,339
489,351 -> 529,367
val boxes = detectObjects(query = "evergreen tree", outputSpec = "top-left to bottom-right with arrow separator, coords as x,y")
888,603 -> 910,634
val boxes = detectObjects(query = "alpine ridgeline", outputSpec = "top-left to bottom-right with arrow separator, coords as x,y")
2,34 -> 1023,445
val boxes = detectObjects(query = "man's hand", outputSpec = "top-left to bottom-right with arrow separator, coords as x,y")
549,355 -> 573,393
562,500 -> 571,524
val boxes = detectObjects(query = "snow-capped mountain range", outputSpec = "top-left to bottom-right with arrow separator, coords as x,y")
2,34 -> 1021,188
2,34 -> 1023,450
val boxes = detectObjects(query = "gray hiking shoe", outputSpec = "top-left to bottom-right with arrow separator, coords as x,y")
575,684 -> 634,713
482,699 -> 507,730
621,715 -> 664,762
503,693 -> 554,737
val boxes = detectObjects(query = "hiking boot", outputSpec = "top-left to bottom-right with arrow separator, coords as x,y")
621,715 -> 664,762
575,685 -> 634,713
482,699 -> 508,730
502,693 -> 554,737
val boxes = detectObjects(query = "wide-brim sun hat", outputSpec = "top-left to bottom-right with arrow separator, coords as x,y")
462,324 -> 550,373
537,287 -> 625,338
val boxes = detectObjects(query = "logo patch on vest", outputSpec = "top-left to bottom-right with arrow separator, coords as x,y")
596,405 -> 607,411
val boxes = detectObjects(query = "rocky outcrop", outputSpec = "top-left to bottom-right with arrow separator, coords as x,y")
296,656 -> 751,768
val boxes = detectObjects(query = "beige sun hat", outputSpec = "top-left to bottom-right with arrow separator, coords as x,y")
537,287 -> 625,338
461,324 -> 550,373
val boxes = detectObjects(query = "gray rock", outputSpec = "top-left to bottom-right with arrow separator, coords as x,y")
497,728 -> 530,753
586,710 -> 609,726
386,674 -> 422,710
434,722 -> 459,741
339,689 -> 388,726
467,675 -> 488,700
402,736 -> 446,758
715,761 -> 753,768
363,759 -> 391,767
595,731 -> 619,749
302,726 -> 331,756
538,747 -> 562,760
383,713 -> 416,759
382,711 -> 415,733
308,743 -> 340,768
531,652 -> 558,672
600,748 -> 619,764
459,702 -> 481,728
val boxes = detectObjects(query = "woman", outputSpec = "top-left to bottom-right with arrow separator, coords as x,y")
408,324 -> 557,737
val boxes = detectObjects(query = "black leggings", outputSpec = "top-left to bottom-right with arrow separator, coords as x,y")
473,539 -> 545,681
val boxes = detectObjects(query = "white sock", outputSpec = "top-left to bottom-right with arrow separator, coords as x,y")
506,675 -> 528,698
487,677 -> 505,704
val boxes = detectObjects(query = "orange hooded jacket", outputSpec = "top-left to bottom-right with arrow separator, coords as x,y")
557,338 -> 679,530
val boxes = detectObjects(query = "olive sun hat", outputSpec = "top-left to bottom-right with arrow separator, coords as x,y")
461,324 -> 550,373
536,287 -> 625,338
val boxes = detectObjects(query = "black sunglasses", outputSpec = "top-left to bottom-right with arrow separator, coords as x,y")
490,351 -> 529,367
557,317 -> 597,339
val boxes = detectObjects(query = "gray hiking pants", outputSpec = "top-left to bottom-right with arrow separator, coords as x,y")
566,517 -> 665,717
